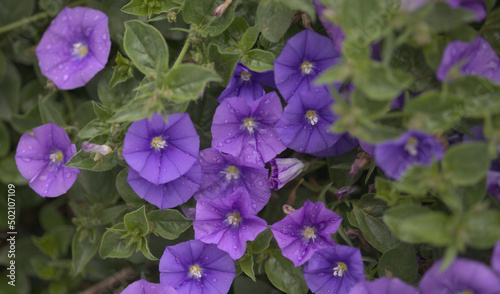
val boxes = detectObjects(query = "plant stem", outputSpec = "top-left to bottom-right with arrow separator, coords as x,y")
172,39 -> 191,69
0,12 -> 49,35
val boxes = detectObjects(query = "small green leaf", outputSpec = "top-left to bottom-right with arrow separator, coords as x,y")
315,64 -> 352,85
107,97 -> 153,123
256,0 -> 294,42
148,209 -> 192,240
442,142 -> 489,186
124,206 -> 150,236
265,250 -> 309,294
424,2 -> 476,33
123,20 -> 169,76
116,168 -> 146,207
281,0 -> 316,22
99,70 -> 139,111
110,52 -> 135,88
139,237 -> 158,260
239,26 -> 260,52
378,243 -> 418,284
38,93 -> 65,126
183,0 -> 216,24
98,205 -> 129,225
208,43 -> 242,85
251,228 -> 273,254
240,253 -> 255,281
65,148 -> 119,172
99,223 -> 135,259
340,0 -> 383,43
162,64 -> 221,103
122,0 -> 177,17
32,226 -> 73,260
241,49 -> 274,72
92,101 -> 113,123
461,210 -> 500,249
71,229 -> 99,275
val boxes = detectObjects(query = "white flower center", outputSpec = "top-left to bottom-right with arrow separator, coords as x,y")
302,226 -> 317,242
243,118 -> 255,133
301,62 -> 313,74
49,151 -> 64,163
241,71 -> 251,81
225,166 -> 240,181
333,262 -> 347,277
306,110 -> 319,125
151,137 -> 167,149
72,42 -> 88,58
404,136 -> 419,156
189,265 -> 202,279
226,213 -> 241,226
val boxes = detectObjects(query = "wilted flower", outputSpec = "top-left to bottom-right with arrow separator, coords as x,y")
119,279 -> 177,294
212,92 -> 286,165
268,158 -> 305,191
303,245 -> 365,294
348,277 -> 419,294
419,258 -> 500,294
402,0 -> 486,21
127,162 -> 201,209
270,200 -> 342,266
15,122 -> 80,197
194,188 -> 267,259
437,36 -> 500,83
82,141 -> 112,156
274,30 -> 341,101
35,7 -> 111,90
276,92 -> 344,154
122,113 -> 199,185
159,240 -> 236,294
217,63 -> 275,103
374,130 -> 445,180
195,148 -> 271,213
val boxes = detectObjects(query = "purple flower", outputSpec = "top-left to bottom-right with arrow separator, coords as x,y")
487,171 -> 500,201
437,37 -> 500,83
303,245 -> 365,294
374,130 -> 445,180
268,158 -> 305,191
419,258 -> 500,294
270,200 -> 342,266
195,148 -> 271,213
274,30 -> 341,102
193,188 -> 267,259
492,238 -> 500,275
217,63 -> 276,103
275,92 -> 344,154
119,279 -> 177,294
159,240 -> 236,294
35,7 -> 110,90
211,92 -> 286,165
402,0 -> 486,21
359,140 -> 375,156
348,277 -> 419,294
15,122 -> 80,197
312,0 -> 345,53
122,113 -> 199,185
127,161 -> 201,209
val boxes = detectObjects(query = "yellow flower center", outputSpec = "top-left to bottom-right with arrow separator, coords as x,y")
243,118 -> 255,133
306,110 -> 318,125
225,166 -> 239,181
151,137 -> 167,149
226,213 -> 241,225
303,226 -> 317,242
49,151 -> 64,163
189,265 -> 202,279
404,136 -> 419,156
241,71 -> 251,81
301,62 -> 313,74
72,42 -> 88,58
333,262 -> 347,277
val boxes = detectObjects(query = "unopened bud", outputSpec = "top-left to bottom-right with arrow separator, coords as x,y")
167,11 -> 177,23
82,141 -> 112,156
213,0 -> 233,18
283,204 -> 295,214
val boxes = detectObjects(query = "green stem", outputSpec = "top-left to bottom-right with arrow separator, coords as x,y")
0,12 -> 49,35
172,39 -> 191,69
62,91 -> 75,122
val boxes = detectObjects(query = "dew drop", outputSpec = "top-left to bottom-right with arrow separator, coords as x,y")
63,74 -> 69,81
22,158 -> 31,162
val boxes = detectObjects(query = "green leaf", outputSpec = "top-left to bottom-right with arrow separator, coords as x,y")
348,205 -> 400,253
281,0 -> 316,22
240,253 -> 255,281
315,64 -> 352,85
442,142 -> 489,186
394,163 -> 440,196
99,69 -> 139,111
424,2 -> 476,33
256,0 -> 294,42
0,122 -> 10,157
251,228 -> 273,254
124,206 -> 150,236
353,62 -> 414,101
148,209 -> 192,239
116,168 -> 146,207
208,43 -> 242,85
183,0 -> 216,24
0,154 -> 28,185
10,105 -> 42,134
30,256 -> 64,280
107,97 -> 153,123
139,237 -> 158,260
98,205 -> 129,225
384,204 -> 454,246
162,64 -> 221,103
241,49 -> 274,72
461,210 -> 500,249
110,52 -> 135,88
123,20 -> 169,76
77,170 -> 120,206
448,76 -> 500,118
65,148 -> 120,172
32,226 -> 73,260
265,250 -> 308,294
39,204 -> 67,232
378,243 -> 418,284
239,26 -> 260,52
340,0 -> 383,43
38,93 -> 65,126
76,119 -> 106,141
0,0 -> 34,27
71,229 -> 99,275
122,0 -> 177,17
203,0 -> 238,37
92,101 -> 113,123
99,223 -> 135,259
389,45 -> 434,92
